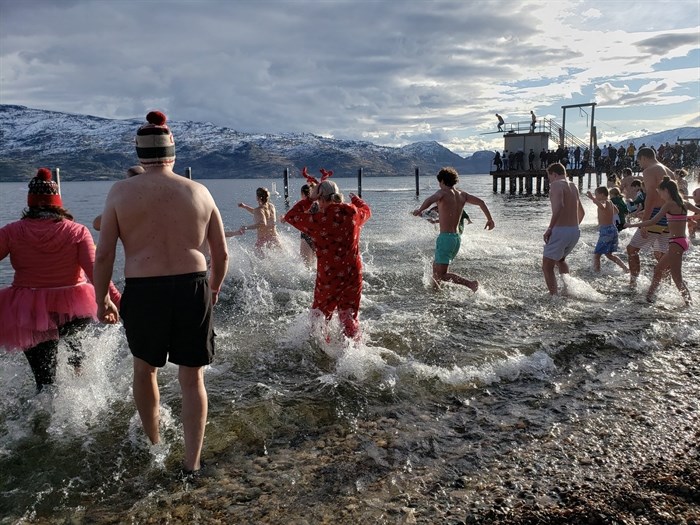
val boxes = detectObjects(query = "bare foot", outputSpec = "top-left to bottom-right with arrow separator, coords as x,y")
467,280 -> 479,292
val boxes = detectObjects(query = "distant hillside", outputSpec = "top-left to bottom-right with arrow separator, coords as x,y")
0,105 -> 494,181
607,127 -> 700,150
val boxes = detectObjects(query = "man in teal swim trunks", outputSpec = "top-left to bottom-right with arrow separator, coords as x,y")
413,167 -> 495,291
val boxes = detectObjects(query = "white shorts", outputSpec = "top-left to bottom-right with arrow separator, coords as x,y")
628,228 -> 669,254
543,226 -> 580,261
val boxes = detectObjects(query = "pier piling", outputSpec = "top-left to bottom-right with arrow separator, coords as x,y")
284,168 -> 290,207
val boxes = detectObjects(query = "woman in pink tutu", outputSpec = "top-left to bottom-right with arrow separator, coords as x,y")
0,168 -> 121,391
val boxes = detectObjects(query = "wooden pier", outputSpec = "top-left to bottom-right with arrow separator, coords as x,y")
490,169 -> 599,195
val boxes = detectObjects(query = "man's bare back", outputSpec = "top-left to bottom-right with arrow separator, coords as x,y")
436,188 -> 469,233
549,179 -> 583,228
105,168 -> 223,278
641,161 -> 672,215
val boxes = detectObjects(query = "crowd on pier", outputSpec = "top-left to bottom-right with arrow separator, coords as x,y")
494,140 -> 700,181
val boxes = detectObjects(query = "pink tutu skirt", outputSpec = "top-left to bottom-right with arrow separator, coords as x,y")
0,282 -> 97,351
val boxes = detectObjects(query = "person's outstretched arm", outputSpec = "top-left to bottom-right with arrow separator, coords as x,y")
464,193 -> 495,230
626,203 -> 670,228
413,191 -> 441,216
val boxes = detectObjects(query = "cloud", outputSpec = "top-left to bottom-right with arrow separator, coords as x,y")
0,0 -> 698,155
635,32 -> 699,55
594,80 -> 693,107
581,8 -> 602,20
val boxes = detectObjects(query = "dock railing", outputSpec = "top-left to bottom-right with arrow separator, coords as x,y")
503,119 -> 589,151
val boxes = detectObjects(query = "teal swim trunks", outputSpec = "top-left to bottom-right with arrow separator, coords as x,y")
434,232 -> 461,264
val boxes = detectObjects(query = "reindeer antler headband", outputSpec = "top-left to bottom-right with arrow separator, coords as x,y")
302,167 -> 333,186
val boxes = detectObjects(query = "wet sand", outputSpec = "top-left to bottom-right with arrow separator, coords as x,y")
37,341 -> 698,525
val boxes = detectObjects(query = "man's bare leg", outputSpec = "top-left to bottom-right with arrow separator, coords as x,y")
133,357 -> 160,445
593,254 -> 601,272
179,365 -> 207,472
543,257 -> 569,295
433,263 -> 478,292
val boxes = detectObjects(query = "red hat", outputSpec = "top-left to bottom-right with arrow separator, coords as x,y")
27,168 -> 62,207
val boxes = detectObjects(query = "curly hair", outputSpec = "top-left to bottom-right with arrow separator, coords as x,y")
21,205 -> 74,221
436,167 -> 459,187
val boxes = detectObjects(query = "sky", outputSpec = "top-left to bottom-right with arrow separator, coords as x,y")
1,0 -> 699,156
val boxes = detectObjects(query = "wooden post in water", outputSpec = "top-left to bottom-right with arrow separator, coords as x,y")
509,175 -> 516,195
357,168 -> 363,198
587,170 -> 591,189
185,167 -> 192,179
492,175 -> 498,193
536,175 -> 543,195
500,176 -> 506,193
283,168 -> 290,208
415,167 -> 420,197
53,168 -> 61,195
525,175 -> 533,195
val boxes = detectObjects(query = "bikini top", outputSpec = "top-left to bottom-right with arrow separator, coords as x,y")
666,212 -> 687,222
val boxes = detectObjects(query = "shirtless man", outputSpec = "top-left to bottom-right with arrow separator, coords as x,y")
626,147 -> 673,286
542,162 -> 585,295
93,111 -> 229,476
413,167 -> 495,291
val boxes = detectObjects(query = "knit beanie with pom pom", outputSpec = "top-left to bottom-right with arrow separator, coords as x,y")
27,168 -> 62,207
135,111 -> 176,167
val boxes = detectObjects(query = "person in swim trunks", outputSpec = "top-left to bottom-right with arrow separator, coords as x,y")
626,147 -> 675,287
413,167 -> 495,291
542,163 -> 585,295
626,176 -> 696,304
93,111 -> 229,476
585,187 -> 628,273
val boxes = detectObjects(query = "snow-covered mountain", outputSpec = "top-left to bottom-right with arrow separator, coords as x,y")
602,127 -> 700,150
0,105 -> 493,181
4,105 -> 691,181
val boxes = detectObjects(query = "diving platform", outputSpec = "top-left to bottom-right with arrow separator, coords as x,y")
490,103 -> 598,195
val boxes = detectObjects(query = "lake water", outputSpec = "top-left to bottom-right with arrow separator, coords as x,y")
0,175 -> 698,523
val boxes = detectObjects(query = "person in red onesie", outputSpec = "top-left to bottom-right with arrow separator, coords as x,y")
283,169 -> 371,339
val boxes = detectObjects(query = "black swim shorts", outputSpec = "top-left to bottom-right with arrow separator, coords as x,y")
120,272 -> 215,368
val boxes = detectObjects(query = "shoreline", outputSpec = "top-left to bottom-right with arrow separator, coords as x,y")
24,342 -> 698,525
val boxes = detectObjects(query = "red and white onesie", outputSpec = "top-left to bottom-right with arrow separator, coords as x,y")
284,195 -> 371,338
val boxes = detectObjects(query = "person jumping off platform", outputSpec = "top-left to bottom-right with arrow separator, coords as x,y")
496,113 -> 505,132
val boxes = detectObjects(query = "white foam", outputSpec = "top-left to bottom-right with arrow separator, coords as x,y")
406,350 -> 555,387
560,274 -> 606,302
46,325 -> 131,439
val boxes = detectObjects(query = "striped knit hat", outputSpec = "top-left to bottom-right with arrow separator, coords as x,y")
135,111 -> 176,167
28,168 -> 62,207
